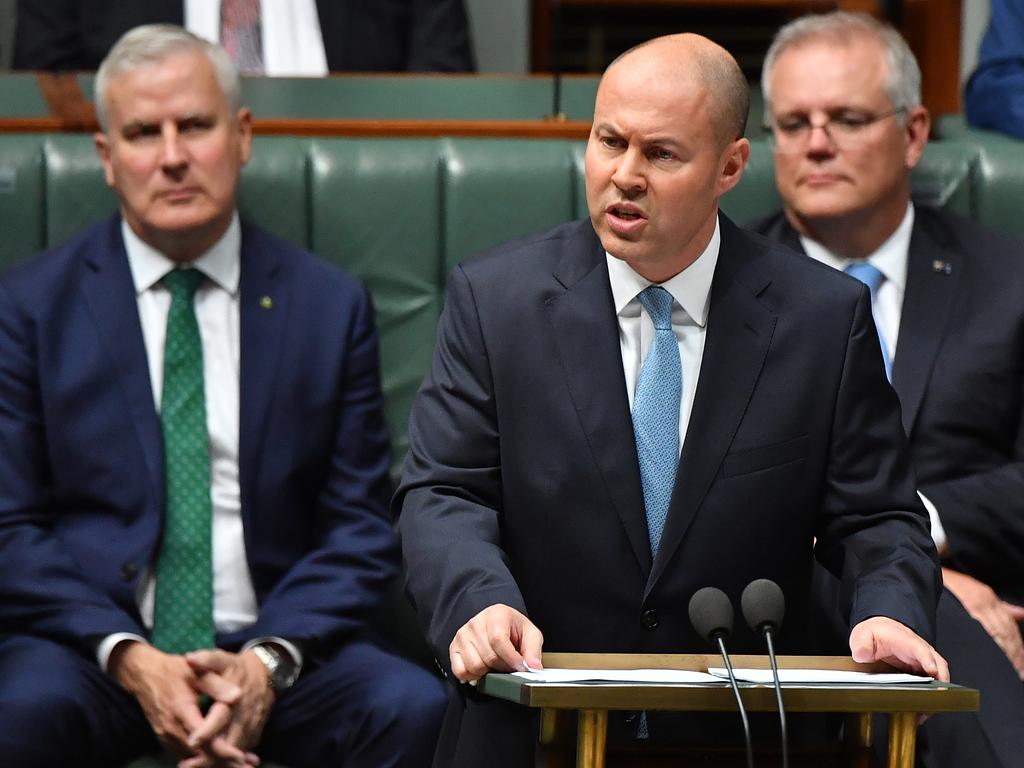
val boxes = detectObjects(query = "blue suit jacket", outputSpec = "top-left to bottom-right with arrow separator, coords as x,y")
0,216 -> 397,661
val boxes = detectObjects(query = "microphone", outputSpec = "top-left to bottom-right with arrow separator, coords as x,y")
742,579 -> 788,768
689,587 -> 754,768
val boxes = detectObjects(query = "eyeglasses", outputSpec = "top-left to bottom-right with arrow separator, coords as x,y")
762,107 -> 907,153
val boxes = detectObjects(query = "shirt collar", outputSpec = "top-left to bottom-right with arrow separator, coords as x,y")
799,202 -> 914,292
606,215 -> 720,328
123,212 -> 242,296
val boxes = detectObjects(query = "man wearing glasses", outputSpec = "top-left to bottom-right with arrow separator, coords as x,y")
753,12 -> 1024,768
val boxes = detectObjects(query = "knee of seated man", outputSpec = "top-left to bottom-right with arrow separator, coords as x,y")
0,636 -> 104,757
366,658 -> 448,737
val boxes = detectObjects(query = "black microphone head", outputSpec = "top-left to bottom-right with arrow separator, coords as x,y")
741,578 -> 785,635
688,586 -> 734,643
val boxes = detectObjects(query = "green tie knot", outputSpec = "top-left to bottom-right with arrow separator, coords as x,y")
163,268 -> 204,302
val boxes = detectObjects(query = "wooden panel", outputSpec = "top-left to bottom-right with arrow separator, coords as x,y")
531,0 -> 882,72
900,0 -> 963,116
530,0 -> 960,118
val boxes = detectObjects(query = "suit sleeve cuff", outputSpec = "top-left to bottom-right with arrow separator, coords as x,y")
97,633 -> 148,672
917,490 -> 948,551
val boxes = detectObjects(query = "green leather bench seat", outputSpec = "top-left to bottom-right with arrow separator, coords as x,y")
0,73 -> 53,119
75,73 -> 602,122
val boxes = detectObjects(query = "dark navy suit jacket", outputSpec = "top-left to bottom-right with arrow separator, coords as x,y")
0,216 -> 397,663
754,208 -> 1024,605
395,215 -> 940,766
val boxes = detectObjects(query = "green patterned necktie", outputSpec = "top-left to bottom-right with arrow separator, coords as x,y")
151,268 -> 215,654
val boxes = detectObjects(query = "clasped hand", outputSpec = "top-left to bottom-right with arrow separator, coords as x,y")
110,642 -> 274,768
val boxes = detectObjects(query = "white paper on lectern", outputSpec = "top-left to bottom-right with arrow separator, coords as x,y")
708,668 -> 933,684
511,668 -> 722,684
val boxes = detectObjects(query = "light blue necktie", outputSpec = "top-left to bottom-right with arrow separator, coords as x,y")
631,286 -> 682,558
844,261 -> 893,381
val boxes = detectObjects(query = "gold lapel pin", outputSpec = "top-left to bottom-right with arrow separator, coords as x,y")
260,296 -> 273,309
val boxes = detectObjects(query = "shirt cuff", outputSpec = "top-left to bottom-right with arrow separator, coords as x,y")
918,490 -> 947,550
241,636 -> 304,673
97,633 -> 149,672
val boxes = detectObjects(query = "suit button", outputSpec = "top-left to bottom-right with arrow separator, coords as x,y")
120,562 -> 138,581
641,609 -> 659,630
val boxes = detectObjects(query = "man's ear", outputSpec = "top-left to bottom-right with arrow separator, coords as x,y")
904,106 -> 931,170
236,107 -> 253,166
93,132 -> 116,188
717,137 -> 750,197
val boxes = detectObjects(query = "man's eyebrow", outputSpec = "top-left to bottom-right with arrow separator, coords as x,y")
592,123 -> 681,146
178,111 -> 217,123
641,135 -> 683,147
120,119 -> 157,134
776,103 -> 880,115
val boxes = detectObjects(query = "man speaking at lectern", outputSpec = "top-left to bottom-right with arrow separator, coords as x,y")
396,32 -> 946,766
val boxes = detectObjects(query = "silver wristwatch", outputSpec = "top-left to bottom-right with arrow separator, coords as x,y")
251,643 -> 300,692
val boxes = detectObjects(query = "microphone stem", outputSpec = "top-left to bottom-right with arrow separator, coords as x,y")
715,634 -> 754,768
765,629 -> 789,768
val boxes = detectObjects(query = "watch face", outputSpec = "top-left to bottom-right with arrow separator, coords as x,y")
255,644 -> 298,691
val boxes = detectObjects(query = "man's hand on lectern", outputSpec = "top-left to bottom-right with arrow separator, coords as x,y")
849,615 -> 950,682
449,603 -> 544,683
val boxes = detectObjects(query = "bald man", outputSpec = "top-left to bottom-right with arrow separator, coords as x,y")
396,34 -> 944,766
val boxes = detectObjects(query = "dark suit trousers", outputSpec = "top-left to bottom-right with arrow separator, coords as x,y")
0,634 -> 447,768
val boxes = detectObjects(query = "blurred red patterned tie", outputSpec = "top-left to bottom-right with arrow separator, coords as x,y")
221,0 -> 263,75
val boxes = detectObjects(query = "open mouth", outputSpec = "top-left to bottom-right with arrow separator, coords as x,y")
610,205 -> 645,221
605,204 -> 648,236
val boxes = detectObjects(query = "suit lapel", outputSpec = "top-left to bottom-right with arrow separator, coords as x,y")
313,0 -> 344,67
238,225 -> 289,520
766,212 -> 960,435
892,213 -> 960,435
647,218 -> 776,593
545,226 -> 652,576
80,218 -> 164,501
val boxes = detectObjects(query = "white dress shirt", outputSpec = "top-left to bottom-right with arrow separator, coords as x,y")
185,0 -> 329,76
799,203 -> 948,548
607,216 -> 720,451
98,214 -> 299,670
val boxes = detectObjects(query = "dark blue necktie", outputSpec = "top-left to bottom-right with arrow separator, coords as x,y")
844,261 -> 893,381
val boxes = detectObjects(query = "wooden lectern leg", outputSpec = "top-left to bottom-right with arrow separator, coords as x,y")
887,712 -> 917,768
576,709 -> 608,768
846,712 -> 873,749
843,712 -> 874,768
540,708 -> 560,745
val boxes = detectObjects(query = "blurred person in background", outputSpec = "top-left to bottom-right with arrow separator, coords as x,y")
753,11 -> 1024,768
14,0 -> 474,74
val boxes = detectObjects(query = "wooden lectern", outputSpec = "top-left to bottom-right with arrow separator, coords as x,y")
478,653 -> 978,768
